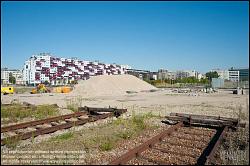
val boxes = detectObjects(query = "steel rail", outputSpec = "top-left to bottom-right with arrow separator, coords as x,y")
197,126 -> 228,165
170,113 -> 239,123
1,107 -> 127,145
1,111 -> 88,133
1,113 -> 113,145
109,122 -> 183,165
109,122 -> 231,165
1,107 -> 127,133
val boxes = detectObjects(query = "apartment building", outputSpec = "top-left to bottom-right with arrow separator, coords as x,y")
229,67 -> 249,81
176,70 -> 196,79
23,53 -> 131,85
157,69 -> 203,80
228,70 -> 240,82
1,68 -> 24,85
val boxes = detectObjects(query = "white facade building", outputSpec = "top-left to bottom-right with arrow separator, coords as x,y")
1,68 -> 24,85
23,53 -> 131,85
176,70 -> 198,79
166,71 -> 176,80
228,70 -> 240,82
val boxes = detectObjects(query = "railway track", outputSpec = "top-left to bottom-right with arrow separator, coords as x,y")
109,113 -> 245,165
1,106 -> 127,146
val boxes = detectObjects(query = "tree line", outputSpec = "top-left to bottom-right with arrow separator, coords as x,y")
144,71 -> 219,85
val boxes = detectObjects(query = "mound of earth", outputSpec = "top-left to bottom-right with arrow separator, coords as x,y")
70,74 -> 157,96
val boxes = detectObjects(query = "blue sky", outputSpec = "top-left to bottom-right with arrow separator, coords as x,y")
1,1 -> 249,73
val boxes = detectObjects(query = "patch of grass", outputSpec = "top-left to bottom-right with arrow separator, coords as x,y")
113,112 -> 157,129
82,135 -> 117,151
1,103 -> 32,123
131,114 -> 147,130
82,113 -> 157,151
1,103 -> 59,123
116,130 -> 135,139
4,136 -> 21,149
50,132 -> 74,142
20,112 -> 160,154
99,137 -> 115,151
34,105 -> 59,119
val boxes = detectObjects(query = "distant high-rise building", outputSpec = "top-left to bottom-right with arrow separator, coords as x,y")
23,53 -> 131,85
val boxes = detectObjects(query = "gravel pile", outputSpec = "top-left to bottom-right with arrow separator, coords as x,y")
70,74 -> 157,97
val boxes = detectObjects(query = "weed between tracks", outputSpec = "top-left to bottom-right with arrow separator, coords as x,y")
217,127 -> 249,165
4,136 -> 21,149
50,132 -> 74,142
15,112 -> 159,153
216,102 -> 249,165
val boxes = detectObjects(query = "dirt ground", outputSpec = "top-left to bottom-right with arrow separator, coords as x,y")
1,88 -> 249,165
1,88 -> 249,120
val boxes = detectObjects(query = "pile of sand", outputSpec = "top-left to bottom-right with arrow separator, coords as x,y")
70,74 -> 157,96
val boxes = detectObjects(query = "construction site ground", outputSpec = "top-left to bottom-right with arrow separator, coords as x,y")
1,88 -> 249,118
1,88 -> 249,165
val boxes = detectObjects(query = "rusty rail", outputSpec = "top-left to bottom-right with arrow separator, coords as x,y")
170,113 -> 238,123
1,106 -> 127,146
109,122 -> 183,165
199,126 -> 228,165
165,113 -> 245,128
1,111 -> 88,133
109,113 -> 243,165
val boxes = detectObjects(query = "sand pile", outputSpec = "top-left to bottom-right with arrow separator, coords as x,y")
70,74 -> 157,96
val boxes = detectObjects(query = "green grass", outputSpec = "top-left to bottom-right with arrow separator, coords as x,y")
1,103 -> 60,123
34,105 -> 59,119
50,132 -> 74,142
4,136 -> 21,149
116,130 -> 135,139
17,112 -> 159,155
99,137 -> 114,151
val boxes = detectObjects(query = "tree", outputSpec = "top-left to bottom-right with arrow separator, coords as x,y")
205,71 -> 219,82
205,71 -> 219,87
200,78 -> 209,84
9,72 -> 16,84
